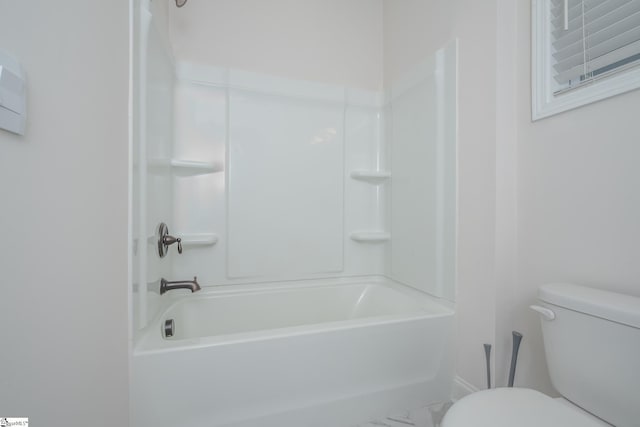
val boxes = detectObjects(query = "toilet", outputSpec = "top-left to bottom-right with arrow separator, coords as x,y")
442,283 -> 640,427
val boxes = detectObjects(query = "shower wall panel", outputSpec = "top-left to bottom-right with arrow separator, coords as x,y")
227,89 -> 344,278
133,0 -> 176,331
388,42 -> 457,302
171,65 -> 387,285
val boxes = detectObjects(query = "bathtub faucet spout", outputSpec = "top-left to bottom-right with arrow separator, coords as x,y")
160,277 -> 201,295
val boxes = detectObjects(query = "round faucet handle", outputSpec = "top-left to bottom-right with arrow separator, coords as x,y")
157,222 -> 183,258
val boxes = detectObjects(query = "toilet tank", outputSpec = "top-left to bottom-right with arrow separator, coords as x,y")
536,283 -> 640,427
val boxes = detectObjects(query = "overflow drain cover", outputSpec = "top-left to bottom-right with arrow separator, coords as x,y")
163,319 -> 174,338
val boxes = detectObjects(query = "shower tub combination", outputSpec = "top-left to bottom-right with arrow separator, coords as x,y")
132,277 -> 454,427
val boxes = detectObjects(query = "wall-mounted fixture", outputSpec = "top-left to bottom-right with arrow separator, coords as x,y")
160,277 -> 200,295
163,319 -> 175,338
0,50 -> 26,135
157,222 -> 182,258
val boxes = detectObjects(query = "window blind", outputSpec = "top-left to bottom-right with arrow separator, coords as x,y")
551,0 -> 640,92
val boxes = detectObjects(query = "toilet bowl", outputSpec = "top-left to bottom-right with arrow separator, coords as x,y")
442,388 -> 609,427
442,283 -> 640,427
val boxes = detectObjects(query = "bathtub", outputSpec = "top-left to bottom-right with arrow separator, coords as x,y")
132,277 -> 454,427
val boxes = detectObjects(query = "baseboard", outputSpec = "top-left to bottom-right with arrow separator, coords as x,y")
452,376 -> 478,402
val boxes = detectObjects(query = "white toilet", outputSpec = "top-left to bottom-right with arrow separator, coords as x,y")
442,283 -> 640,427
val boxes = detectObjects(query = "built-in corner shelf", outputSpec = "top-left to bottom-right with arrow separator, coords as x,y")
171,160 -> 223,176
350,231 -> 391,243
148,158 -> 223,176
132,233 -> 218,253
179,233 -> 219,247
350,170 -> 391,183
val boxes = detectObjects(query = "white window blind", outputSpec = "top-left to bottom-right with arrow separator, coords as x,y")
533,0 -> 640,119
551,0 -> 640,93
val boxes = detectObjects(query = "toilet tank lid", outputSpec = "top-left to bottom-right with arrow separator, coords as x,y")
539,283 -> 640,329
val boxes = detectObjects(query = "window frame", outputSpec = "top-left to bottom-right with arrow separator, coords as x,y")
532,0 -> 640,120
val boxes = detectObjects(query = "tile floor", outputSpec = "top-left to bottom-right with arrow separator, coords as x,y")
356,402 -> 453,427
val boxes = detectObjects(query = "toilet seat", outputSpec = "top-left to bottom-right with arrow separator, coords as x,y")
441,388 -> 610,427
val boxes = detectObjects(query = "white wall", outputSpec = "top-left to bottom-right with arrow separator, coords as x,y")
0,1 -> 129,424
169,0 -> 383,90
384,0 -> 640,396
383,0 -> 456,87
510,1 -> 640,394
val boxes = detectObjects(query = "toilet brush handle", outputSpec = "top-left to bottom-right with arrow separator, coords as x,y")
508,331 -> 523,387
484,344 -> 492,389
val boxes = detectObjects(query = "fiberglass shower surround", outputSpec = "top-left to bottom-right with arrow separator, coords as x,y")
132,2 -> 457,426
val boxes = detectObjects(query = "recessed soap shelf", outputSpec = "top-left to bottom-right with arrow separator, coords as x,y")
350,170 -> 391,183
171,160 -> 223,176
350,231 -> 390,243
148,158 -> 223,176
135,233 -> 218,253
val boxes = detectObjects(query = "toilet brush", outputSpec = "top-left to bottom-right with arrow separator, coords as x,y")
507,331 -> 523,387
483,344 -> 492,389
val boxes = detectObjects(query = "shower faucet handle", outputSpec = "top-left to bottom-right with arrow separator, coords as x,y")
162,234 -> 182,254
157,222 -> 182,257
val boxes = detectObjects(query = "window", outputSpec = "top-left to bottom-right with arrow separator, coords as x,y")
532,0 -> 640,120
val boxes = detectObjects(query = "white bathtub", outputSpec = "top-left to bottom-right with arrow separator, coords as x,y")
132,277 -> 454,427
